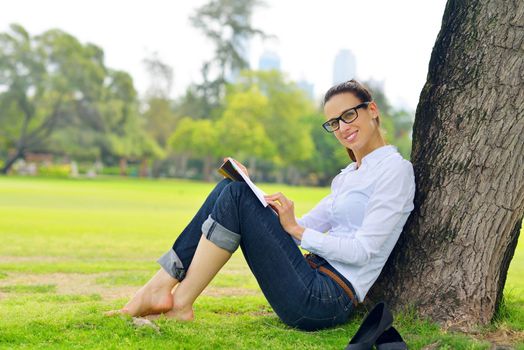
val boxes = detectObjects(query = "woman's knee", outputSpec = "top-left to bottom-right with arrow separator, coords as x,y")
214,178 -> 233,193
224,181 -> 250,196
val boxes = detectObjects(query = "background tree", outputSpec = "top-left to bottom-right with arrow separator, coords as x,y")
0,24 -> 161,174
0,24 -> 105,173
363,80 -> 414,160
142,52 -> 178,149
215,86 -> 277,178
298,110 -> 349,186
368,0 -> 524,328
168,117 -> 221,181
189,0 -> 268,116
232,70 -> 315,183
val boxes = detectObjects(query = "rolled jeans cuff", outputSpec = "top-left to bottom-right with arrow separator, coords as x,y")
157,249 -> 186,281
202,215 -> 241,253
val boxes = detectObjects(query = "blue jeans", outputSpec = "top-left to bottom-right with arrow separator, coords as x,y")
157,179 -> 356,331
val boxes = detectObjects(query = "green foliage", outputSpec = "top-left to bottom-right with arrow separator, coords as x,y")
362,80 -> 415,160
98,165 -> 141,177
299,111 -> 350,185
168,117 -> 220,159
143,97 -> 178,148
230,70 -> 316,167
37,163 -> 71,178
216,86 -> 276,162
189,0 -> 268,114
0,24 -> 161,173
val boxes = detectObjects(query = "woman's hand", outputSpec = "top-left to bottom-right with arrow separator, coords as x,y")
224,157 -> 249,178
264,192 -> 305,240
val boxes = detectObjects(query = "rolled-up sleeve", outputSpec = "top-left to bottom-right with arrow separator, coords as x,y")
301,162 -> 415,266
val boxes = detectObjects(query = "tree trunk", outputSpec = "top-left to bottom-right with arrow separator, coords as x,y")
139,158 -> 148,178
203,155 -> 213,182
368,0 -> 524,329
119,158 -> 127,176
1,149 -> 24,174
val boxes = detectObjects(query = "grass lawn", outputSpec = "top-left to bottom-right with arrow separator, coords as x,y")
0,176 -> 522,349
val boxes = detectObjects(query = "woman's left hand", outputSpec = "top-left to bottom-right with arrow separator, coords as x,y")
264,192 -> 305,240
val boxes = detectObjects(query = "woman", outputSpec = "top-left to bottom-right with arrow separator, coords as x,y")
106,79 -> 415,331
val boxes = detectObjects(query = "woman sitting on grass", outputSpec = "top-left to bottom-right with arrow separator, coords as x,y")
106,79 -> 416,331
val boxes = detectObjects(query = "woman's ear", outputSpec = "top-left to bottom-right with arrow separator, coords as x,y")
369,101 -> 380,119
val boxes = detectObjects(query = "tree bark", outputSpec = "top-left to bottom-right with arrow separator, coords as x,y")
368,0 -> 524,329
139,158 -> 148,178
203,155 -> 213,182
119,158 -> 127,176
1,149 -> 23,174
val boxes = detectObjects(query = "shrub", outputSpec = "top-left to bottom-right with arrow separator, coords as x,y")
100,166 -> 122,176
38,164 -> 71,178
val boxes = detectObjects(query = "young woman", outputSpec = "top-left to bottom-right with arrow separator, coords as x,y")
106,79 -> 416,331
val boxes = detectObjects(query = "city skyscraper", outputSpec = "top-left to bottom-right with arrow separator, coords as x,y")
332,49 -> 356,85
258,50 -> 315,100
297,79 -> 314,99
258,50 -> 281,71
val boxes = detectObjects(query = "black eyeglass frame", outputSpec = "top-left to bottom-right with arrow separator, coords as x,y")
322,101 -> 371,133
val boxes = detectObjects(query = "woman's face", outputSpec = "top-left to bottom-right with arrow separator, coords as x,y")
323,92 -> 380,154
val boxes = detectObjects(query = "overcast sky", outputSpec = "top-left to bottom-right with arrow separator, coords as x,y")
1,0 -> 448,110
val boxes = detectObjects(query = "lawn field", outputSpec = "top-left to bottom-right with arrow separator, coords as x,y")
0,176 -> 522,349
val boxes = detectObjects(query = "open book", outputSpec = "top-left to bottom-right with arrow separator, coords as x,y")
218,157 -> 269,208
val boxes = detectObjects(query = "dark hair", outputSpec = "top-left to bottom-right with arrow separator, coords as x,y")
323,79 -> 372,106
323,79 -> 384,162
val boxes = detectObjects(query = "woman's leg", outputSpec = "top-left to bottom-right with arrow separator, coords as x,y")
106,178 -> 232,317
159,181 -> 354,330
146,234 -> 234,321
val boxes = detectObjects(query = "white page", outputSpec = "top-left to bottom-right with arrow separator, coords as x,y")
227,157 -> 268,207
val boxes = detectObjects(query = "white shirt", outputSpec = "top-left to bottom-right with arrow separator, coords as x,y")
297,145 -> 415,302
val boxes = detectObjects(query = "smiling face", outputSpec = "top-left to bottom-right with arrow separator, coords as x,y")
323,92 -> 383,160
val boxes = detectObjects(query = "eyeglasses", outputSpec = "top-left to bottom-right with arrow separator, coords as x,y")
322,102 -> 371,133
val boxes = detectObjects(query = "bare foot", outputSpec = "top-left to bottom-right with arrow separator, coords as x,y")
105,285 -> 174,317
105,269 -> 178,317
143,303 -> 194,322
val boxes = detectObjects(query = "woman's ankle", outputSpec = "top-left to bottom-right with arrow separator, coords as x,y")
172,295 -> 193,312
145,268 -> 179,293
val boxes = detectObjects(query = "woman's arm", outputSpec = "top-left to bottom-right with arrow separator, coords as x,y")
264,191 -> 333,244
300,162 -> 415,266
295,193 -> 333,234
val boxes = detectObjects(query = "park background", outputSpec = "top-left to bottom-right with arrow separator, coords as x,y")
0,0 -> 522,349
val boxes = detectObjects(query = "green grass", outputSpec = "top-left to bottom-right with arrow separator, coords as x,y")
0,176 -> 522,349
0,284 -> 56,293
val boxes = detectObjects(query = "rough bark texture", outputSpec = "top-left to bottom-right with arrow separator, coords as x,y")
368,0 -> 524,328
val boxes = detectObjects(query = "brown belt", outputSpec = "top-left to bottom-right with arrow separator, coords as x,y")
306,257 -> 358,307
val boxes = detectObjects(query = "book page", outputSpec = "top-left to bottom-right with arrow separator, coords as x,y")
226,157 -> 269,207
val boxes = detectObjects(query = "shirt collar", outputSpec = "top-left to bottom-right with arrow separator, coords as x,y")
340,145 -> 398,173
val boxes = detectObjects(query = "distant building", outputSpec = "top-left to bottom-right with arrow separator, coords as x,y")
333,49 -> 356,85
258,51 -> 281,71
297,79 -> 314,99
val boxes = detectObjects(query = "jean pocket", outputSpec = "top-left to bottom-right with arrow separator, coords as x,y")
309,273 -> 335,302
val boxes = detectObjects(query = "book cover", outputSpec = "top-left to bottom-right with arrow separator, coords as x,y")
218,157 -> 269,208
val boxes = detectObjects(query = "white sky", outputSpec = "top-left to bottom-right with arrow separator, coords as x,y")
1,0 -> 448,110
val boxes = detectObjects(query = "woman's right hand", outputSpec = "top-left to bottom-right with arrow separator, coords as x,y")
224,157 -> 249,178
